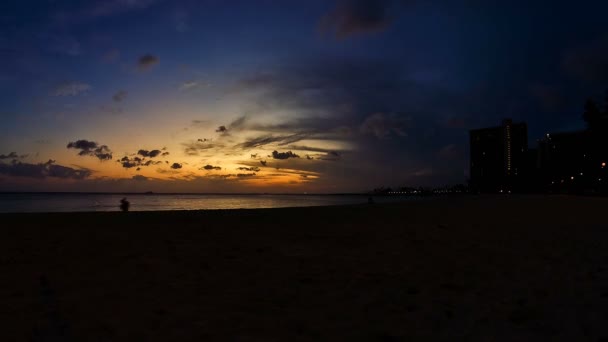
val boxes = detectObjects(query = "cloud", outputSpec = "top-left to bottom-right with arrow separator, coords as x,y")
112,90 -> 128,102
170,163 -> 182,169
137,149 -> 162,158
288,145 -> 342,154
236,173 -> 256,178
319,0 -> 394,39
318,151 -> 341,161
191,120 -> 209,128
162,151 -> 170,156
215,125 -> 228,133
260,160 -> 267,166
236,133 -> 309,149
182,140 -> 220,156
0,159 -> 91,179
137,54 -> 159,71
180,80 -> 209,92
237,166 -> 260,172
0,152 -> 19,160
53,82 -> 91,96
360,112 -> 410,139
143,160 -> 163,166
118,154 -> 163,169
118,156 -> 140,169
132,175 -> 148,181
201,164 -> 222,170
272,150 -> 300,160
67,140 -> 113,161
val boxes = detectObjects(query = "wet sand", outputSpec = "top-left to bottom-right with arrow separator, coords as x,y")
2,195 -> 608,341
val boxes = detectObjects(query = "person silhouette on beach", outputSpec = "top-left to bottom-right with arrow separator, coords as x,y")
120,198 -> 130,212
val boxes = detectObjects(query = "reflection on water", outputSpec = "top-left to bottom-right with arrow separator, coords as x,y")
0,193 -> 414,213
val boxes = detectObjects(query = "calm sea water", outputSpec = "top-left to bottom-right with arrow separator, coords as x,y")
0,193 -> 413,213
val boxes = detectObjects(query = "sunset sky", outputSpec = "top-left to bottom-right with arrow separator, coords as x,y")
1,0 -> 608,192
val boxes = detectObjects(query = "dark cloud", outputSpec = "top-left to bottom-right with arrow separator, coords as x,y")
162,151 -> 170,156
288,145 -> 342,154
132,175 -> 148,181
137,54 -> 159,71
319,0 -> 394,39
0,152 -> 19,160
118,154 -> 163,169
237,166 -> 260,172
112,90 -> 128,102
236,133 -> 309,149
118,156 -> 140,169
260,160 -> 267,166
182,140 -> 220,156
236,173 -> 256,178
171,163 -> 182,169
228,116 -> 248,130
67,140 -> 112,161
0,159 -> 91,179
201,164 -> 222,170
272,150 -> 300,160
137,149 -> 162,158
143,160 -> 163,166
215,125 -> 227,133
191,120 -> 209,128
318,151 -> 341,161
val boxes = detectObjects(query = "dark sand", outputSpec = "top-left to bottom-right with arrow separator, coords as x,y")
2,195 -> 608,341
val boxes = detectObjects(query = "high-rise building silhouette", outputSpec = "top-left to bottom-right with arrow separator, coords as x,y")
470,119 -> 528,192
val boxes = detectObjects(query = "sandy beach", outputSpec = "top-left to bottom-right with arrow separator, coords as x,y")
2,195 -> 608,341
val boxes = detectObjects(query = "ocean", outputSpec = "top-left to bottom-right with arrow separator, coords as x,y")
0,193 -> 413,213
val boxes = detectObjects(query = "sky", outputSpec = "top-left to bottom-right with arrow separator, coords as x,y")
1,0 -> 608,193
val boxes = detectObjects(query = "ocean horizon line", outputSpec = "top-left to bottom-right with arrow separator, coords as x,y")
0,191 -> 377,196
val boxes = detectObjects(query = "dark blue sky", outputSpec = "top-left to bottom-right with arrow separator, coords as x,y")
1,0 -> 608,192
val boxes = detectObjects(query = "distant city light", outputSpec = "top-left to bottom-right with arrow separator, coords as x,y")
580,173 -> 583,176
602,162 -> 606,168
571,176 -> 574,180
